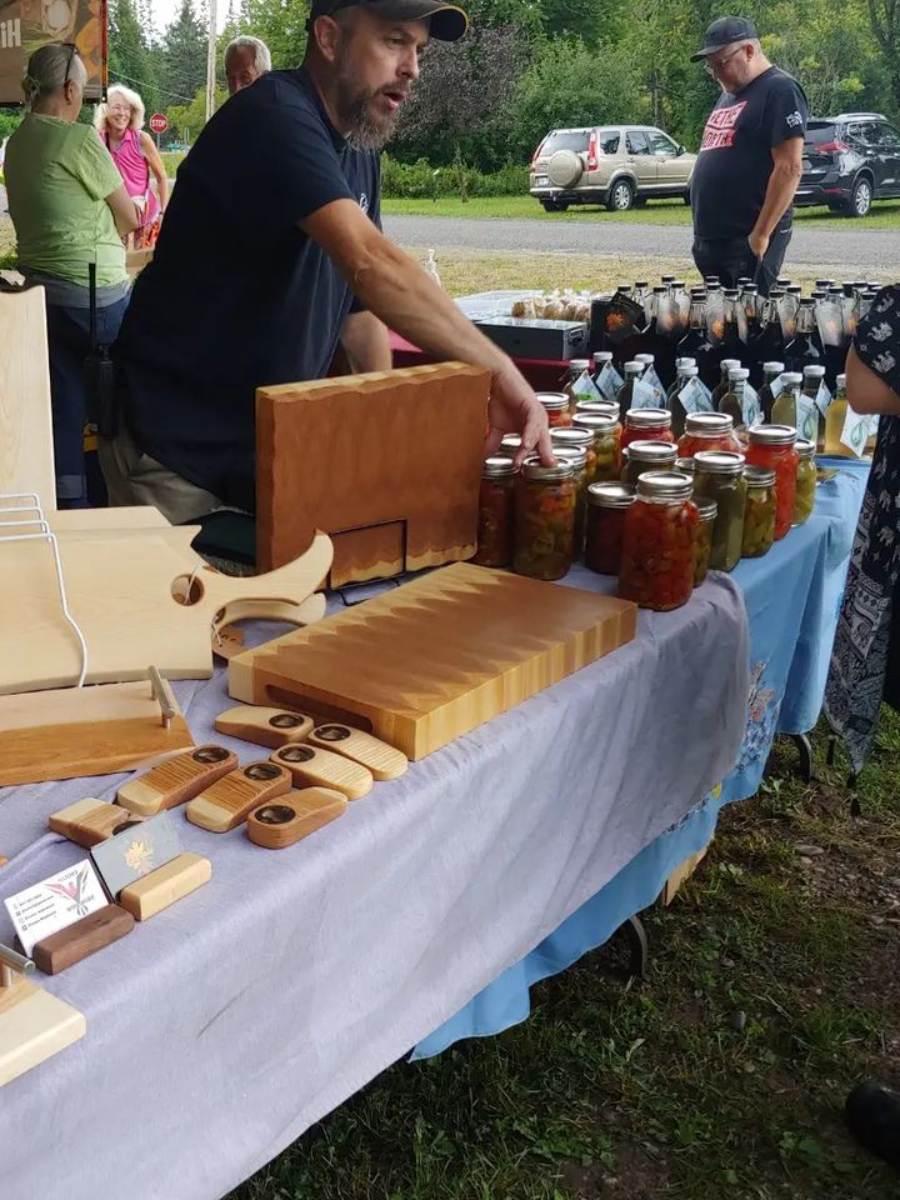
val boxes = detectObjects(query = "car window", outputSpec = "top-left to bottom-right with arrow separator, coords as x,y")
882,124 -> 900,149
541,130 -> 590,155
805,122 -> 837,146
846,123 -> 867,144
597,129 -> 620,154
626,131 -> 650,155
647,130 -> 677,156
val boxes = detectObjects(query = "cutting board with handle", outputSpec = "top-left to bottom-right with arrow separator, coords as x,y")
229,563 -> 637,760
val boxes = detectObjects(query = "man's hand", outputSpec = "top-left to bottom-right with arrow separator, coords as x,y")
486,361 -> 553,468
748,229 -> 770,260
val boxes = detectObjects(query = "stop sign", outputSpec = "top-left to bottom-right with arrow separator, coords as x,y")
149,113 -> 168,134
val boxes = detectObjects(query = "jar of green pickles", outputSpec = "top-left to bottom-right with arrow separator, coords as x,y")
694,498 -> 717,586
793,438 -> 816,526
621,439 -> 678,486
513,458 -> 576,581
551,426 -> 597,483
553,445 -> 590,557
572,412 -> 622,482
741,465 -> 776,558
692,450 -> 747,572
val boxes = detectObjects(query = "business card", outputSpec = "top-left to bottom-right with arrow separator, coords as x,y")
5,860 -> 107,956
90,811 -> 182,899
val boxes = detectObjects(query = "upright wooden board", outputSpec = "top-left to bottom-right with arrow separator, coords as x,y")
0,287 -> 55,510
256,362 -> 490,583
230,563 -> 637,760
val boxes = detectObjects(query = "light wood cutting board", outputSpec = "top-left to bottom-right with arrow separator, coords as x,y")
228,563 -> 637,759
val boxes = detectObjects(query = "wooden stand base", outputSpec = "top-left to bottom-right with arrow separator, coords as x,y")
0,976 -> 85,1086
33,905 -> 134,974
118,853 -> 211,921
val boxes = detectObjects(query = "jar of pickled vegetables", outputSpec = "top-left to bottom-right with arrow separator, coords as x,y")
574,399 -> 620,423
513,458 -> 576,581
677,412 -> 741,457
536,392 -> 572,429
572,412 -> 622,482
693,498 -> 717,586
692,450 -> 747,572
745,425 -> 798,541
473,456 -> 516,568
741,466 -> 776,558
793,438 -> 816,526
621,439 -> 678,486
551,426 -> 597,482
553,445 -> 589,557
618,471 -> 698,612
621,407 -> 675,451
584,482 -> 635,575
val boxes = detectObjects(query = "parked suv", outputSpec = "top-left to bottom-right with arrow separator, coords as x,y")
796,113 -> 900,217
529,125 -> 696,212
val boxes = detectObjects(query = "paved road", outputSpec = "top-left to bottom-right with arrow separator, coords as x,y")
384,213 -> 900,270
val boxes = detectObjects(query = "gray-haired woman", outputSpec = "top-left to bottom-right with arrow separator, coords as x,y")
5,42 -> 139,506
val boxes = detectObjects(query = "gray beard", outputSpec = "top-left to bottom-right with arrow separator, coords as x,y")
336,77 -> 396,151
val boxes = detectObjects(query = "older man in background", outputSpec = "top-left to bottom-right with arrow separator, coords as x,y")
224,35 -> 272,95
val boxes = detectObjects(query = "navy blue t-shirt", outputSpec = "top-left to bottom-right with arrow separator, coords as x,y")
691,67 -> 807,241
115,67 -> 381,509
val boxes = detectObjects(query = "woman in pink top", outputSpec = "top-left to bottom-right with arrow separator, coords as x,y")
94,83 -> 168,248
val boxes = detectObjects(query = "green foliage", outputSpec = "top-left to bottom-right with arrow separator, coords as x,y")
381,155 -> 527,199
234,0 -> 310,68
162,0 -> 207,105
109,0 -> 162,115
166,85 -> 228,142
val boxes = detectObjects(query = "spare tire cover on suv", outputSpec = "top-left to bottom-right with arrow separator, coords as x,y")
548,149 -> 584,189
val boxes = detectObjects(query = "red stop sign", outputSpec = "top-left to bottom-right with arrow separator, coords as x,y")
149,113 -> 168,134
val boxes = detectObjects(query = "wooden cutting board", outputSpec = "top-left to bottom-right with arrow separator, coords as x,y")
229,564 -> 637,760
0,531 -> 333,694
0,287 -> 55,510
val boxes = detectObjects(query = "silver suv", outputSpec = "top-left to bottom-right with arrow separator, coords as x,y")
530,125 -> 697,212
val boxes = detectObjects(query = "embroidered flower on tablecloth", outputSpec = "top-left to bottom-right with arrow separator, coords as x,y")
736,661 -> 780,773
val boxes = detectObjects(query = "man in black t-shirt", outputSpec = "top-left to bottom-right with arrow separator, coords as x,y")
689,15 -> 807,295
103,0 -> 551,521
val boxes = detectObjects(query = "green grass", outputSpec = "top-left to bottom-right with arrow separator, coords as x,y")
383,193 -> 900,231
229,710 -> 900,1200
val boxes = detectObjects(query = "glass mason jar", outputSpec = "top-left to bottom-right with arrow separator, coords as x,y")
677,412 -> 741,457
621,439 -> 678,486
618,471 -> 698,612
745,425 -> 798,540
741,465 -> 776,558
693,497 -> 717,586
500,432 -> 522,458
793,437 -> 816,526
513,458 -> 576,581
584,481 -> 635,575
692,450 -> 748,572
621,407 -> 675,451
676,455 -> 697,478
553,445 -> 590,557
770,371 -> 804,429
473,456 -> 517,568
551,426 -> 597,482
536,392 -> 573,429
572,412 -> 622,482
563,358 -> 594,413
574,398 -> 620,420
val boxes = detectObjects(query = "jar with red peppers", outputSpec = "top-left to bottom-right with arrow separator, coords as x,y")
553,445 -> 589,557
472,456 -> 516,568
677,412 -> 741,458
621,439 -> 678,486
618,472 -> 698,611
513,458 -> 576,580
585,482 -> 635,575
571,412 -> 622,482
621,407 -> 675,451
536,392 -> 572,429
745,424 -> 798,541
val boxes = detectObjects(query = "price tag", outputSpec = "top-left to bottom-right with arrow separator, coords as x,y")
795,394 -> 819,443
815,381 -> 832,418
839,407 -> 870,457
630,377 -> 659,409
596,363 -> 623,403
678,377 -> 710,414
742,383 -> 762,427
572,371 -> 602,401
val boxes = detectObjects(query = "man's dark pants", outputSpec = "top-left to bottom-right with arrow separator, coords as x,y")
692,226 -> 793,296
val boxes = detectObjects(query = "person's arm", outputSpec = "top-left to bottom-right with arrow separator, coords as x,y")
340,310 -> 392,373
748,137 -> 803,259
139,130 -> 169,212
846,344 -> 900,415
300,199 -> 552,466
105,183 -> 141,236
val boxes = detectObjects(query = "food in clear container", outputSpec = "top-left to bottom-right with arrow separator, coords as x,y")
618,471 -> 698,611
621,439 -> 678,486
793,438 -> 816,526
551,426 -> 597,483
553,445 -> 590,557
472,456 -> 517,568
572,412 -> 622,482
513,458 -> 576,581
692,451 -> 747,572
693,497 -> 717,585
584,482 -> 635,575
621,407 -> 675,451
745,425 -> 798,540
536,392 -> 572,429
677,412 -> 741,457
741,465 -> 776,558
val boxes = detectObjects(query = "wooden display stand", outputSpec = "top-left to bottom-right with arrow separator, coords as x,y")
0,945 -> 85,1087
256,363 -> 490,583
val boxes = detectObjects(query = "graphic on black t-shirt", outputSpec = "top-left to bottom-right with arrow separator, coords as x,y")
700,100 -> 748,151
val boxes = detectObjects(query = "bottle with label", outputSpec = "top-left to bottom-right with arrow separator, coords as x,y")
740,283 -> 761,341
823,372 -> 868,458
749,295 -> 785,385
563,357 -> 599,413
717,366 -> 751,428
677,289 -> 716,387
633,352 -> 668,404
706,283 -> 725,346
720,290 -> 746,359
801,364 -> 829,451
667,362 -> 705,438
784,298 -> 825,374
670,280 -> 691,335
711,358 -> 742,409
757,361 -> 785,423
770,371 -> 803,430
638,288 -> 678,388
615,361 -> 649,421
779,285 -> 803,340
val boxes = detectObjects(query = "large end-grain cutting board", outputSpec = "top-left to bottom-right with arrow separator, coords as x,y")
228,564 -> 637,759
256,362 -> 490,584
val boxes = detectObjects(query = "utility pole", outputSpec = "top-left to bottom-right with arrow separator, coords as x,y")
205,0 -> 217,124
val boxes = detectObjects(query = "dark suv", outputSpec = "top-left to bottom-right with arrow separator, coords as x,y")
796,112 -> 900,217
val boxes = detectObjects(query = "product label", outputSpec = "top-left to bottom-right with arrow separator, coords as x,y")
596,363 -> 623,403
769,373 -> 785,400
572,371 -> 602,401
641,367 -> 667,406
815,381 -> 832,418
630,377 -> 659,409
795,394 -> 820,443
839,407 -> 870,457
678,377 -> 710,414
741,384 -> 762,427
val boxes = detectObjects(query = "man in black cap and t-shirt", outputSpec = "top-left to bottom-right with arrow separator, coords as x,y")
689,15 -> 808,294
103,0 -> 551,522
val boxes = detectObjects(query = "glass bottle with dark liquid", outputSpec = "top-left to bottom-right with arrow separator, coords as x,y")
749,294 -> 785,386
666,359 -> 700,438
718,366 -> 750,427
638,286 -> 677,389
615,361 -> 646,421
677,290 -> 716,389
711,358 -> 742,409
784,298 -> 825,374
758,361 -> 785,423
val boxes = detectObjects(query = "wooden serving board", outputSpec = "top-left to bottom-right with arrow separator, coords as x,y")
229,564 -> 637,760
0,287 -> 55,511
256,362 -> 490,584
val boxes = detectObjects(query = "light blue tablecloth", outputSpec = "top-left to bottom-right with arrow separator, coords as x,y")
412,459 -> 867,1059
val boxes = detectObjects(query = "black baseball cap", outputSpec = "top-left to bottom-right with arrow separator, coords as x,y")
690,15 -> 758,61
308,0 -> 469,40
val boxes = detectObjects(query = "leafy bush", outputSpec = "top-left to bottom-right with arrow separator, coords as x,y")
381,155 -> 529,199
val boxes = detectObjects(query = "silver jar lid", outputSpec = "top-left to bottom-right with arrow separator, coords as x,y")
574,399 -> 619,417
573,412 -> 620,433
501,433 -> 522,451
482,456 -> 516,478
684,412 -> 734,436
624,439 -> 678,464
587,481 -> 635,508
554,447 -> 588,468
694,450 -> 746,475
781,372 -> 803,386
695,497 -> 718,521
550,427 -> 593,450
636,471 -> 694,501
675,455 -> 696,473
802,365 -> 826,378
522,457 -> 575,481
744,465 -> 776,488
748,424 -> 797,447
624,408 -> 671,429
536,392 -> 569,412
795,437 -> 816,459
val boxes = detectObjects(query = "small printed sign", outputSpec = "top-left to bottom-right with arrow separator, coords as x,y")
5,860 -> 106,956
91,811 -> 182,900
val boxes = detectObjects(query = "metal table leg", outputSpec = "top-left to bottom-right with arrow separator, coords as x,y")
621,914 -> 649,981
787,733 -> 813,782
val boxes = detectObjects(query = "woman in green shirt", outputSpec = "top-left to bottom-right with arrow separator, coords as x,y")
5,42 -> 139,506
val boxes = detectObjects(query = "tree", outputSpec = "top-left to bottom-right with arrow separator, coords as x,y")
162,0 -> 207,107
236,0 -> 311,67
109,0 -> 161,115
167,84 -> 228,142
867,0 -> 900,110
